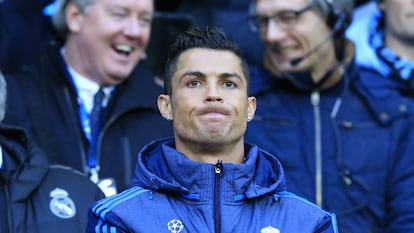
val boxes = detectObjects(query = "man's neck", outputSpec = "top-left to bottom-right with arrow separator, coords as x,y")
175,139 -> 245,164
385,33 -> 414,61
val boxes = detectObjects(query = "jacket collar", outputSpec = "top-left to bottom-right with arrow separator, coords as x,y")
131,138 -> 287,202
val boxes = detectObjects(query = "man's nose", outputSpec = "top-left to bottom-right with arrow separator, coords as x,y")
205,84 -> 223,102
263,20 -> 287,41
124,18 -> 142,37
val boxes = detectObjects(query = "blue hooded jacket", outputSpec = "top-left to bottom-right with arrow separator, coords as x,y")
87,138 -> 338,233
346,3 -> 414,94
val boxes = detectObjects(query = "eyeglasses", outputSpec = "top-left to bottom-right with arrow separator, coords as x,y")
249,5 -> 313,32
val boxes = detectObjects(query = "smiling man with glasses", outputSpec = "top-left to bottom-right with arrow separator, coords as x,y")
245,0 -> 414,232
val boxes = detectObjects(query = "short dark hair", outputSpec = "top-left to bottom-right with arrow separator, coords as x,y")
163,26 -> 250,95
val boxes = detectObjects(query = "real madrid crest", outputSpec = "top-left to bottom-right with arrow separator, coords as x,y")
49,188 -> 76,219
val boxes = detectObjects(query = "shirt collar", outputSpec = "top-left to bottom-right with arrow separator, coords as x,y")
67,65 -> 115,111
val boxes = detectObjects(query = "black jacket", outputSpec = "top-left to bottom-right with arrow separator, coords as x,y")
0,123 -> 104,233
4,38 -> 173,192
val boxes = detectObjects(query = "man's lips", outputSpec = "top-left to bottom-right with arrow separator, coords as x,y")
197,106 -> 230,116
197,106 -> 230,121
113,44 -> 135,54
201,112 -> 227,119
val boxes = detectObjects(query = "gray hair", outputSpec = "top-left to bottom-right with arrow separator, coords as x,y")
52,0 -> 96,39
0,71 -> 6,122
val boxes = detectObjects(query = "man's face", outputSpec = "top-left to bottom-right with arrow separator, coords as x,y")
158,48 -> 256,150
255,0 -> 336,77
66,0 -> 153,86
381,0 -> 414,46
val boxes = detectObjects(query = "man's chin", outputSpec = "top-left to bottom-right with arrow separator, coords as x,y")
105,73 -> 131,85
110,66 -> 135,79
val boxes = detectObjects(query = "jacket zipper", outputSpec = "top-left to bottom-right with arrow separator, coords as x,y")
311,91 -> 323,207
3,185 -> 12,233
95,110 -> 129,183
214,160 -> 223,233
63,87 -> 88,173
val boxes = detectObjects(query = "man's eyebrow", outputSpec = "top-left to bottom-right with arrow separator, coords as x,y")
220,72 -> 243,80
220,72 -> 246,84
178,71 -> 205,83
178,71 -> 244,83
180,71 -> 205,78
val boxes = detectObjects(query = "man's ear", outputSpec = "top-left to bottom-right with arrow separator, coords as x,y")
66,2 -> 84,32
247,96 -> 256,122
158,94 -> 173,121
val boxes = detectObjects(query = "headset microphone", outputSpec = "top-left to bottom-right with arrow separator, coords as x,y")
290,10 -> 346,66
289,30 -> 335,66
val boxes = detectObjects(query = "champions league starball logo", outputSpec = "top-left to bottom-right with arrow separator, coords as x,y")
49,188 -> 76,219
261,226 -> 281,233
167,219 -> 184,233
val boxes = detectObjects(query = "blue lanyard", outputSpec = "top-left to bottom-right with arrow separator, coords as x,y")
60,54 -> 102,179
78,97 -> 100,168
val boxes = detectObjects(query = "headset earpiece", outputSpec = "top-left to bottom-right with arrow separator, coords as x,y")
324,0 -> 350,61
327,2 -> 348,35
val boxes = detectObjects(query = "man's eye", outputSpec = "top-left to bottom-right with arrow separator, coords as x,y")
112,12 -> 126,18
187,80 -> 201,87
257,16 -> 269,25
223,81 -> 236,88
278,12 -> 296,23
138,16 -> 152,26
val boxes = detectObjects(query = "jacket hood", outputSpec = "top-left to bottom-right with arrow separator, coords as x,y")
0,123 -> 48,201
131,138 -> 287,201
346,7 -> 388,76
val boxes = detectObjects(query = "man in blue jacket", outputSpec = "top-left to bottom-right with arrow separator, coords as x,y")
3,0 -> 173,195
346,0 -> 414,96
246,0 -> 414,232
86,27 -> 338,233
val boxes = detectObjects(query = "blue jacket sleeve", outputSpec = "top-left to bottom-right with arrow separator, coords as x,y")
314,213 -> 339,233
86,206 -> 130,233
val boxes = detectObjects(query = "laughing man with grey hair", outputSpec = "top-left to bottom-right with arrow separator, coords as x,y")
3,0 -> 173,196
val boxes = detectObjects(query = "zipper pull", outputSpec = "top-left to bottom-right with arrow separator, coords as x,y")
214,160 -> 223,174
311,91 -> 320,106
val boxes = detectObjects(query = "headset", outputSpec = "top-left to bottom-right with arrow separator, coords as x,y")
249,0 -> 351,65
289,0 -> 350,66
324,0 -> 350,37
325,0 -> 352,62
